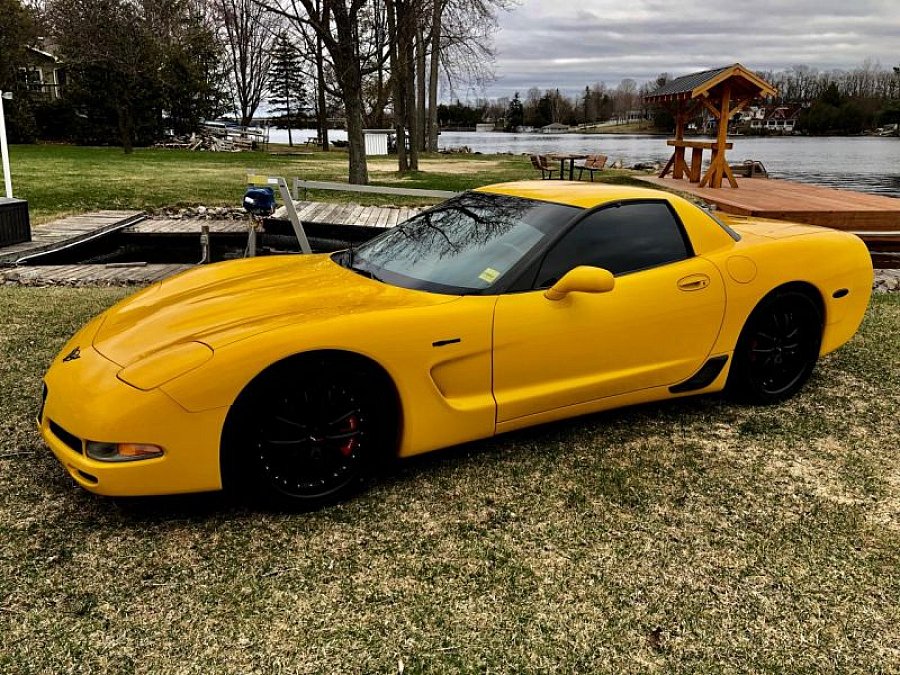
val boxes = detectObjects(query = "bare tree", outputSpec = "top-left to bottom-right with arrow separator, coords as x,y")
258,0 -> 383,184
612,78 -> 637,122
438,0 -> 502,96
426,0 -> 445,150
385,0 -> 419,171
210,0 -> 276,126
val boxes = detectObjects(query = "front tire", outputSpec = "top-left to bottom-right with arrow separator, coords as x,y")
728,289 -> 823,404
222,356 -> 394,508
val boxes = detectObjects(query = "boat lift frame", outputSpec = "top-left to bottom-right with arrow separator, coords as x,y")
246,172 -> 312,254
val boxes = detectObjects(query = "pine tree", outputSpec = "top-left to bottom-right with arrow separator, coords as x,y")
268,32 -> 307,146
506,92 -> 523,132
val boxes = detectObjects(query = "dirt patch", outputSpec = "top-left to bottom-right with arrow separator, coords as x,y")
367,159 -> 502,174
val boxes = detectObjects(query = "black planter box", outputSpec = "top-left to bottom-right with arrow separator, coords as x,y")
0,198 -> 31,248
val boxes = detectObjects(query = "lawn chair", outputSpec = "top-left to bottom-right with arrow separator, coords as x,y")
576,154 -> 607,181
530,154 -> 559,180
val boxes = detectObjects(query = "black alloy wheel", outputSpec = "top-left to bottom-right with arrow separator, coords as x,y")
729,290 -> 823,404
256,380 -> 366,501
224,357 -> 392,508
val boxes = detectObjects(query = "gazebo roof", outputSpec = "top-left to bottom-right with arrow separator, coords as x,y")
644,63 -> 776,104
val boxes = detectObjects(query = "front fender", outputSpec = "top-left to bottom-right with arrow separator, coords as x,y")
161,297 -> 500,457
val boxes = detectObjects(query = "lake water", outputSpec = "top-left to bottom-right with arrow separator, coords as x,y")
269,128 -> 900,197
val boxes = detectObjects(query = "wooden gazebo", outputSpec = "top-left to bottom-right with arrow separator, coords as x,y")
644,64 -> 776,188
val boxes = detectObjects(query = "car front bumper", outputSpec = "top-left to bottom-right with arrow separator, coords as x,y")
40,326 -> 229,497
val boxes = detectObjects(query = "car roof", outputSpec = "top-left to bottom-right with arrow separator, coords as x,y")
475,181 -> 678,209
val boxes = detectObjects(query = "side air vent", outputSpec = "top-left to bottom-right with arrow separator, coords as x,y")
669,355 -> 729,393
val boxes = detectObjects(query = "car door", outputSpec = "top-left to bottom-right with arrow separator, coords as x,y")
492,200 -> 726,424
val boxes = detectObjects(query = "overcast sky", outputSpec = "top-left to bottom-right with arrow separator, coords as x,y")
473,0 -> 900,99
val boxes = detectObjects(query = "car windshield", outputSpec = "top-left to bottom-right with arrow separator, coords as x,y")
338,192 -> 581,294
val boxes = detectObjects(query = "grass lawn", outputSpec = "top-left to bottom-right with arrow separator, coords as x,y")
9,144 -> 645,224
0,286 -> 898,673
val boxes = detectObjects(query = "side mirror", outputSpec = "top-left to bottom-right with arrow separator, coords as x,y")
544,266 -> 615,301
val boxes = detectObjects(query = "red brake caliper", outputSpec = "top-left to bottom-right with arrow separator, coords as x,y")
339,415 -> 359,457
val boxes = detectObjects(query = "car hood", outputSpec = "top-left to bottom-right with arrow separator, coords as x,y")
92,254 -> 458,366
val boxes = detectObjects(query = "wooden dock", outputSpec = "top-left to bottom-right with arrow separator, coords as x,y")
0,211 -> 146,264
637,176 -> 900,239
0,263 -> 192,286
0,202 -> 423,286
0,203 -> 418,264
126,219 -> 248,235
275,201 -> 422,228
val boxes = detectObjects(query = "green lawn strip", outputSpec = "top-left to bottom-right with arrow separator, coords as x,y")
0,287 -> 897,672
8,144 -> 646,223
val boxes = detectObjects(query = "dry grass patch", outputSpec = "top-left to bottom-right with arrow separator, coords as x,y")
367,159 -> 504,174
0,288 -> 898,673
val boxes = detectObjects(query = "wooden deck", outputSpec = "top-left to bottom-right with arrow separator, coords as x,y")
637,176 -> 900,236
0,211 -> 146,264
0,263 -> 192,286
274,201 -> 421,228
126,219 -> 248,235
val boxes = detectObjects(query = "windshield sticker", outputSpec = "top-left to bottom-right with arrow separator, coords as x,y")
478,267 -> 501,283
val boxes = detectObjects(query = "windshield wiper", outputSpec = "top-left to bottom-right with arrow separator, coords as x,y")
340,244 -> 382,281
350,266 -> 383,282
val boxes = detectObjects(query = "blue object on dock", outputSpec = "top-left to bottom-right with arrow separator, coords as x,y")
243,187 -> 276,217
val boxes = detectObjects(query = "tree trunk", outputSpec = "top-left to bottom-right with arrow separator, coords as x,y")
403,2 -> 418,170
374,1 -> 386,128
385,0 -> 408,172
427,0 -> 441,152
315,48 -> 329,151
315,0 -> 329,151
345,92 -> 368,184
118,102 -> 134,154
406,34 -> 419,170
287,94 -> 293,147
416,20 -> 426,152
329,2 -> 368,183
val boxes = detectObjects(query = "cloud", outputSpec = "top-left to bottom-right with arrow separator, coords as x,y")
483,0 -> 900,97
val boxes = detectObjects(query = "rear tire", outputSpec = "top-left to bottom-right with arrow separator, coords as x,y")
728,289 -> 823,404
221,355 -> 394,509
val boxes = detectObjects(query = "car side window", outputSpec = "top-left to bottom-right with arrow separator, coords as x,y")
534,201 -> 691,287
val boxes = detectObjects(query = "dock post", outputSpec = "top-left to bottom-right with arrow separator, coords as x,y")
0,91 -> 13,198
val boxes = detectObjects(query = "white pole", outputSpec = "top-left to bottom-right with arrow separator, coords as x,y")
0,91 -> 12,198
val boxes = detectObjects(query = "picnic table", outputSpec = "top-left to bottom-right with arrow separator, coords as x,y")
546,153 -> 589,180
661,140 -> 733,184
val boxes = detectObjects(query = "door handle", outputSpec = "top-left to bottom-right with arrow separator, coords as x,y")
677,274 -> 710,291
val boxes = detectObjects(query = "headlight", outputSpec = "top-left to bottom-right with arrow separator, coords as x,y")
86,441 -> 164,462
117,341 -> 213,390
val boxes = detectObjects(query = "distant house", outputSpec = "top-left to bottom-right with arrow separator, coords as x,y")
475,123 -> 495,133
731,105 -> 765,132
752,106 -> 801,133
18,45 -> 64,100
624,109 -> 651,122
738,105 -> 766,126
541,122 -> 569,134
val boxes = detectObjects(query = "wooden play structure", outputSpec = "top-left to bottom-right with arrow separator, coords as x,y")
644,64 -> 776,188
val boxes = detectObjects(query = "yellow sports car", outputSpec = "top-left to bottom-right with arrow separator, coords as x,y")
39,182 -> 873,506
